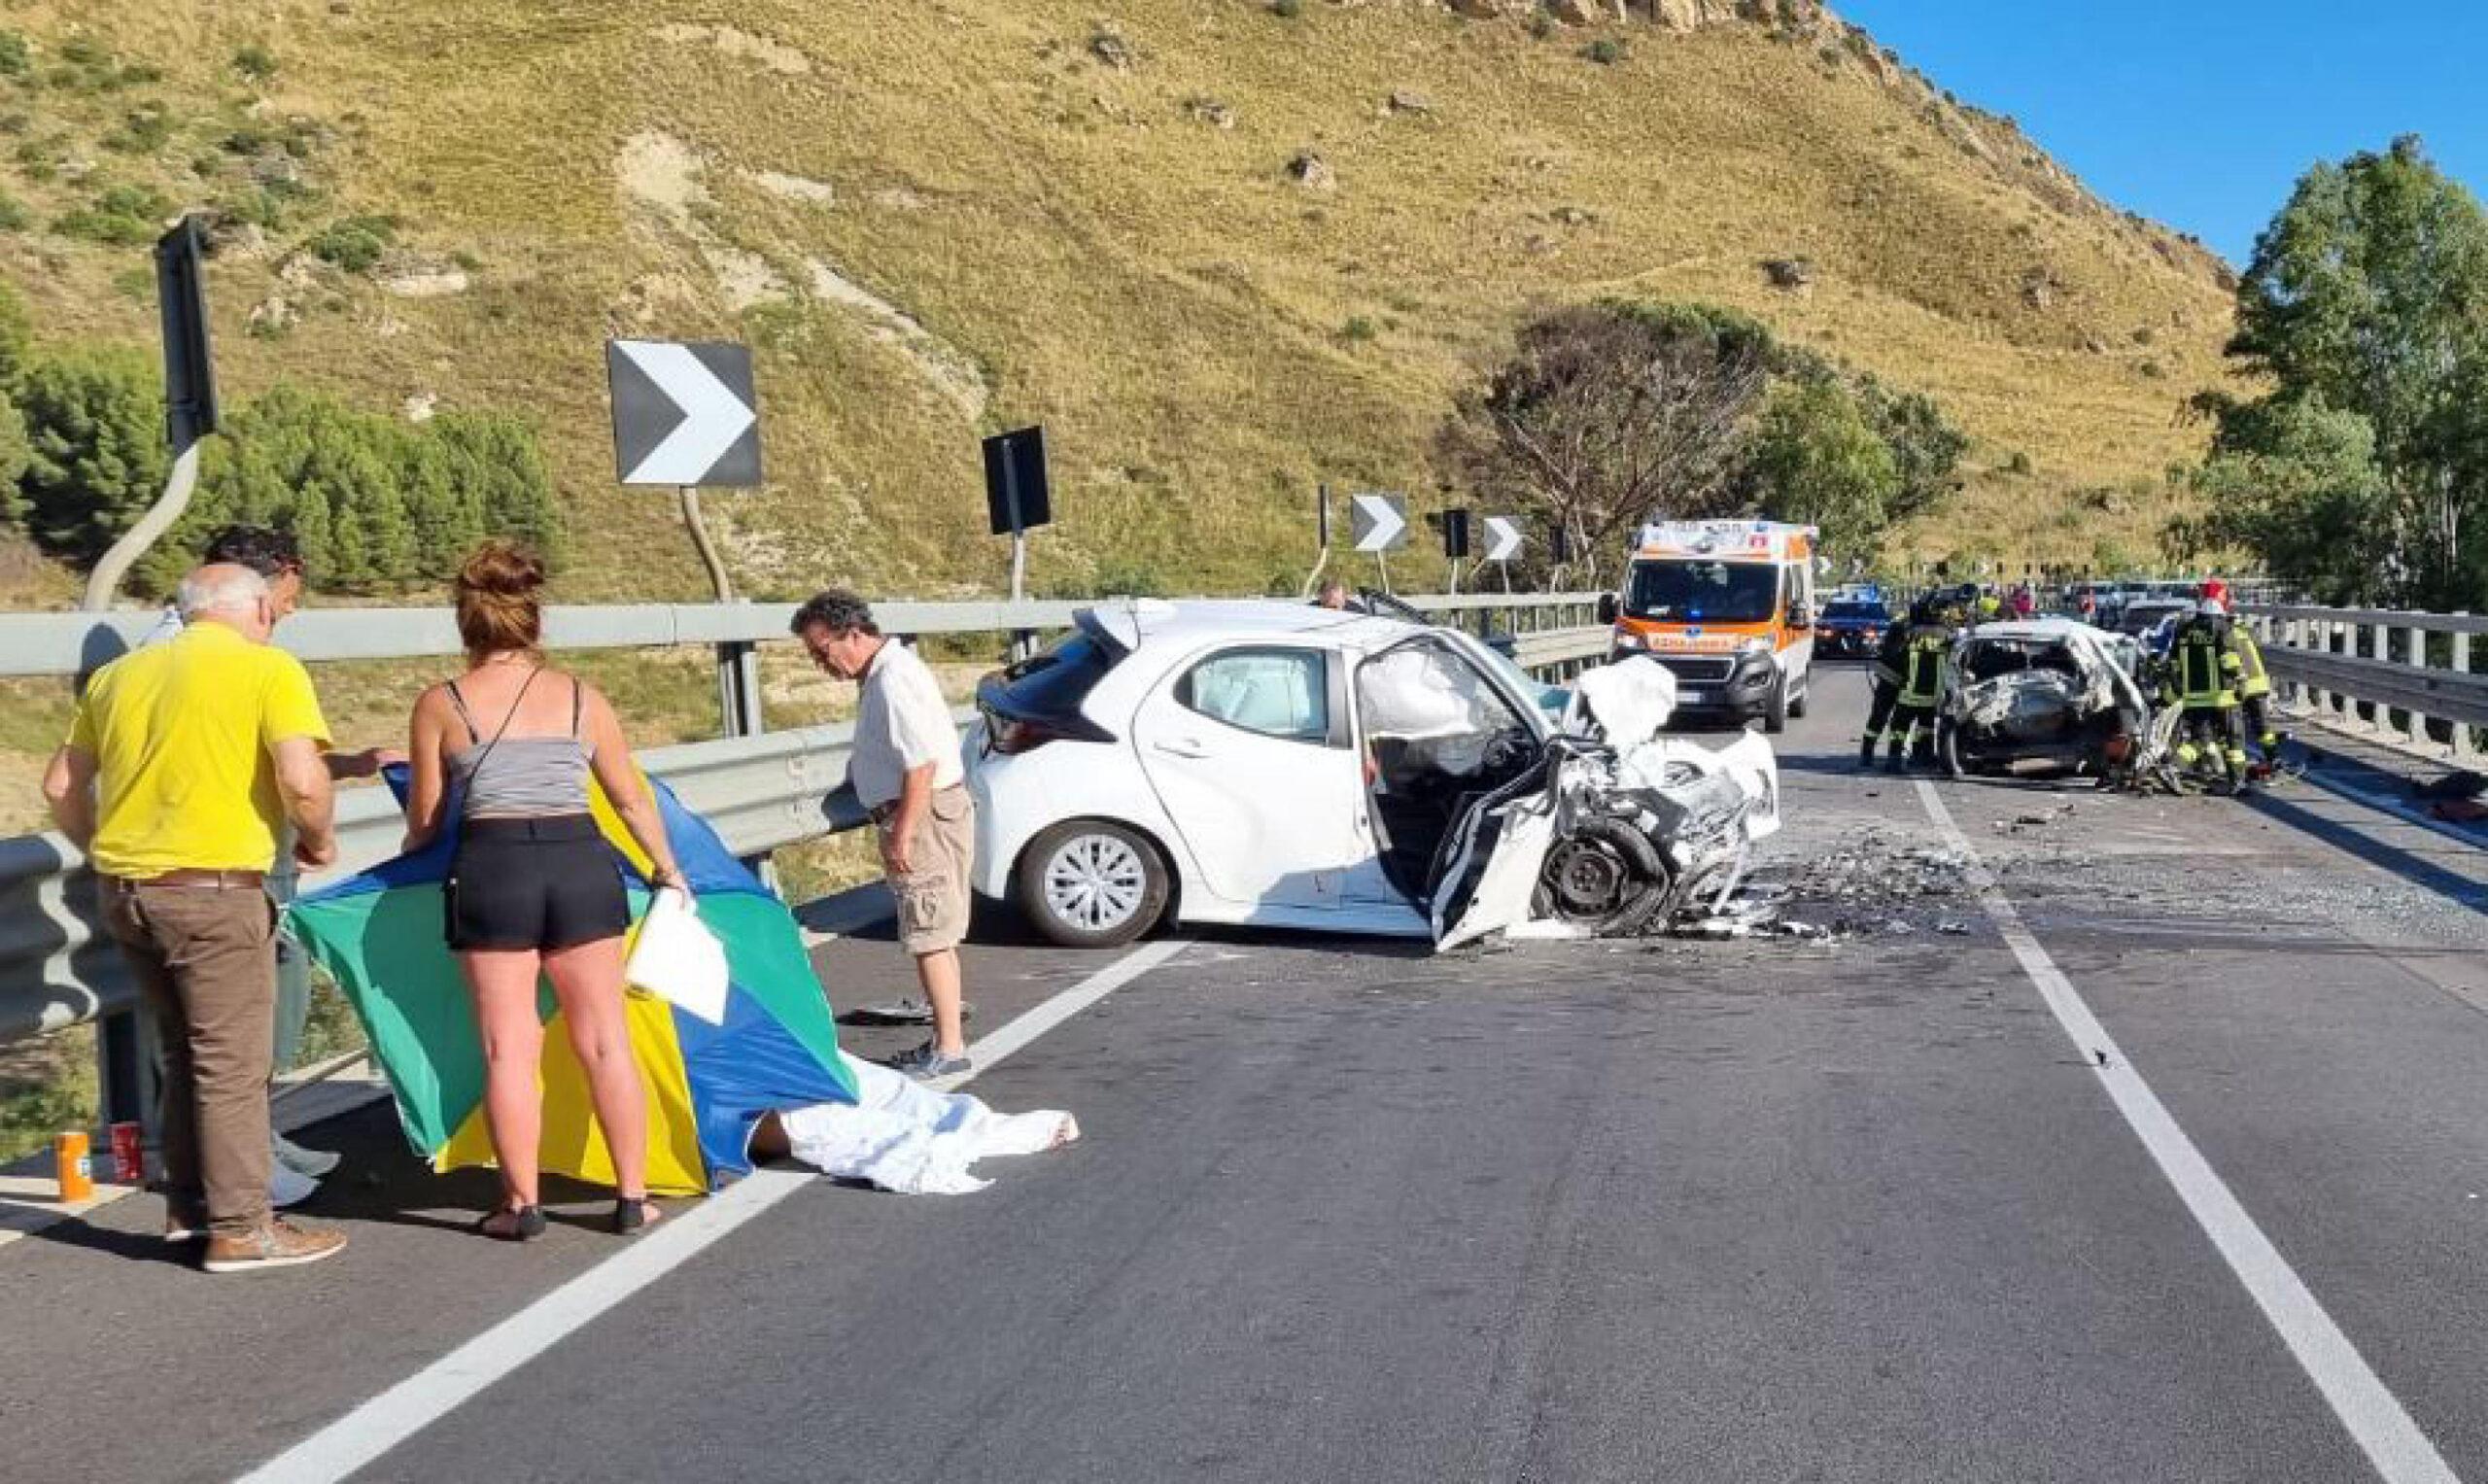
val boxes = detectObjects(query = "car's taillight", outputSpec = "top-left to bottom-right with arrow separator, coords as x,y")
987,714 -> 1078,755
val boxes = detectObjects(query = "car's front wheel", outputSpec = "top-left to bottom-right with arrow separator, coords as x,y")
1016,819 -> 1172,949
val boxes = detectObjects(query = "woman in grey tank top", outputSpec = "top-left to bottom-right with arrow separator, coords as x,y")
403,541 -> 685,1242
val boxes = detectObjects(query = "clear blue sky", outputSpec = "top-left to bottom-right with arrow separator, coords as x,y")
1834,1 -> 2488,263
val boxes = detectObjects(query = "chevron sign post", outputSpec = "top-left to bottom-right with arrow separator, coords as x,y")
607,340 -> 762,487
1349,492 -> 1407,553
606,338 -> 765,613
1482,515 -> 1524,564
1348,491 -> 1408,594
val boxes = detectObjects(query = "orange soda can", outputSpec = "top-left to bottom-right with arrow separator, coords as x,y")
54,1130 -> 93,1203
109,1122 -> 144,1185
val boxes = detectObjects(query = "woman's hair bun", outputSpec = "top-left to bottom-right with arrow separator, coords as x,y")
458,539 -> 546,597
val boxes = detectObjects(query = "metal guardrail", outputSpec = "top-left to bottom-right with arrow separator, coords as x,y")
2243,604 -> 2488,759
1509,625 -> 1612,677
0,593 -> 1601,678
0,600 -> 1092,678
1,595 -> 1610,1078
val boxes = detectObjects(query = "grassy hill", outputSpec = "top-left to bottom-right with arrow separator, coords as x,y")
0,0 -> 2236,604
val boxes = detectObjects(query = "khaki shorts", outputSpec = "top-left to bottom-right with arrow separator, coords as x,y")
879,785 -> 975,955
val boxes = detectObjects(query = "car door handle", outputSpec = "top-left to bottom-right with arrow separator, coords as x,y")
1153,738 -> 1210,759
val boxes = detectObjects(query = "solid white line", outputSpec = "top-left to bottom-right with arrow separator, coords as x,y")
239,936 -> 1192,1484
931,937 -> 1191,1087
1913,780 -> 2458,1484
235,1167 -> 813,1484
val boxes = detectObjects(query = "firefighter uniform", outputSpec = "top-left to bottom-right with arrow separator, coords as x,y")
1859,603 -> 1918,768
2226,618 -> 2282,760
2162,609 -> 2248,789
1882,610 -> 1956,773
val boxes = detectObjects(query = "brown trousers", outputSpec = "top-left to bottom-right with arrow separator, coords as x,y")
99,877 -> 276,1236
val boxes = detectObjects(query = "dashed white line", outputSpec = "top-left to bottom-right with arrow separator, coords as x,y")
1915,779 -> 2458,1484
239,935 -> 1191,1484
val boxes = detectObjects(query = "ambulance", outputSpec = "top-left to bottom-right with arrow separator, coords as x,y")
1594,520 -> 1819,733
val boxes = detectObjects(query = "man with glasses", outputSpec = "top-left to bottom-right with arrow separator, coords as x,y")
793,589 -> 976,1080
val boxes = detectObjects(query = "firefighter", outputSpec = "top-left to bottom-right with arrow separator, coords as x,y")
1883,593 -> 1958,774
2199,577 -> 2283,766
2161,601 -> 2249,792
1859,596 -> 1919,769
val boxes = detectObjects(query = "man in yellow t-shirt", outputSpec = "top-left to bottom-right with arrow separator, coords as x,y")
44,564 -> 350,1273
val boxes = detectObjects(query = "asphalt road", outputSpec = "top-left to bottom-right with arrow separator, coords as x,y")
7,665 -> 2488,1483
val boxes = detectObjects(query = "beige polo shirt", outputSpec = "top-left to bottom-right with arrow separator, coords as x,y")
848,638 -> 961,810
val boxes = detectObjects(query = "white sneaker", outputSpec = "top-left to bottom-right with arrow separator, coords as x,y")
272,1130 -> 341,1179
270,1158 -> 320,1209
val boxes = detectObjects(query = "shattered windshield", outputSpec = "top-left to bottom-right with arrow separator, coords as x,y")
1626,560 -> 1779,624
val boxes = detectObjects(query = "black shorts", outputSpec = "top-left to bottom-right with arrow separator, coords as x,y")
445,814 -> 630,952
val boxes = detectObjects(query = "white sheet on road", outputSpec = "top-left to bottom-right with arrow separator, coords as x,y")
776,1053 -> 1080,1194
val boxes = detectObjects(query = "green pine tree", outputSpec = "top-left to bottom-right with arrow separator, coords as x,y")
16,345 -> 167,565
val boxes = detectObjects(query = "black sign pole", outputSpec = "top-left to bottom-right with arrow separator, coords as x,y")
85,217 -> 220,611
1004,452 -> 1026,606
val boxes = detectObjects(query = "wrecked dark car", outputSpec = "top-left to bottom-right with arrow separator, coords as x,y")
1938,619 -> 2154,782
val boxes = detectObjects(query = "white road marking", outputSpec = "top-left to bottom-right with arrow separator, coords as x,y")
238,936 -> 1192,1484
928,937 -> 1190,1088
1914,780 -> 2459,1484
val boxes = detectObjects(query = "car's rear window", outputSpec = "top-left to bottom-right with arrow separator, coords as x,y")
986,631 -> 1119,718
1822,603 -> 1890,621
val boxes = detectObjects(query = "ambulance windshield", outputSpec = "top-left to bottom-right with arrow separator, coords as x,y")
1626,559 -> 1780,624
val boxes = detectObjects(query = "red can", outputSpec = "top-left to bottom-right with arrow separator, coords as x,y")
108,1122 -> 144,1185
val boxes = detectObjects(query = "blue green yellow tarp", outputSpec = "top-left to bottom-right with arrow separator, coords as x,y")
288,772 -> 856,1196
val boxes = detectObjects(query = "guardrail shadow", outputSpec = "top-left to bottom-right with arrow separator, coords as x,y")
0,834 -> 119,1043
2243,785 -> 2488,914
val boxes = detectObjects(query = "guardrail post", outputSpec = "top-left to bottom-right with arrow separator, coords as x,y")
2404,619 -> 2429,747
2285,616 -> 2307,707
2364,621 -> 2386,728
716,638 -> 763,740
2457,616 -> 2476,761
714,637 -> 773,888
2326,619 -> 2347,721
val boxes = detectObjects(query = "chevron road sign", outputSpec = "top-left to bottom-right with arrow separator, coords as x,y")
1349,492 -> 1408,553
1482,514 -> 1524,563
606,339 -> 763,487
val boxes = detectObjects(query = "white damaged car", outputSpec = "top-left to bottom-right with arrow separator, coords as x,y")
964,600 -> 1780,949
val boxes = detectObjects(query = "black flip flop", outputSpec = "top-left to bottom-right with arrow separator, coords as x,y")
474,1204 -> 546,1242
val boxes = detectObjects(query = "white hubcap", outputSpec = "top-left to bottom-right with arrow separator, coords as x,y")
1042,834 -> 1147,933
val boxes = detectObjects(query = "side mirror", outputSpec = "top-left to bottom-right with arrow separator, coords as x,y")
1788,603 -> 1814,631
1596,593 -> 1619,626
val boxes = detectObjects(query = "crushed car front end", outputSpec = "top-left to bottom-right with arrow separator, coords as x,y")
1430,658 -> 1781,949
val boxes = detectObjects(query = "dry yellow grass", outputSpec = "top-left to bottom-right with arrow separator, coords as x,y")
2,0 -> 2233,607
